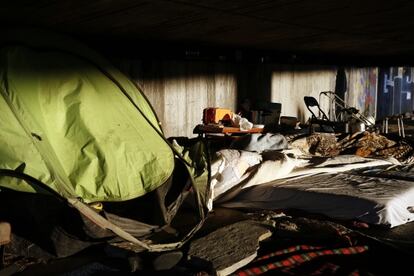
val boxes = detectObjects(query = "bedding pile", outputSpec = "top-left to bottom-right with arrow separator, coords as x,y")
210,132 -> 414,227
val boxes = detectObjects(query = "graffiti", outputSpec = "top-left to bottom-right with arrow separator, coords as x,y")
383,70 -> 395,94
377,67 -> 414,119
347,68 -> 377,117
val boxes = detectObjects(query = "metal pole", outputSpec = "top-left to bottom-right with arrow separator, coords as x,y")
385,117 -> 389,134
401,116 -> 406,138
397,117 -> 401,136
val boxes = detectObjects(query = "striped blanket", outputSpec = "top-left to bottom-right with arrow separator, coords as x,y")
236,245 -> 368,275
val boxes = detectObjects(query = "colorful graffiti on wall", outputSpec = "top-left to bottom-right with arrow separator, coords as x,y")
345,67 -> 378,118
377,67 -> 414,119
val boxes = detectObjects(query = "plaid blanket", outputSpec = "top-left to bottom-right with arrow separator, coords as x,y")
236,245 -> 368,275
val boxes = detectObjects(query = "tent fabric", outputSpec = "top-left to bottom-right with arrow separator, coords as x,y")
172,139 -> 210,218
0,30 -> 175,202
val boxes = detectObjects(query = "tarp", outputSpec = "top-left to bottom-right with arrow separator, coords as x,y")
0,30 -> 175,202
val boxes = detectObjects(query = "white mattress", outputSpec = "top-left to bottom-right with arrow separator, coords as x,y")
221,171 -> 414,228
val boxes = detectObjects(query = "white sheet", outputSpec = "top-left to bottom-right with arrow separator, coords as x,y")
220,171 -> 414,228
211,149 -> 413,227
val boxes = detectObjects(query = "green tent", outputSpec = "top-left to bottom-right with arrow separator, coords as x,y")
0,29 -> 210,251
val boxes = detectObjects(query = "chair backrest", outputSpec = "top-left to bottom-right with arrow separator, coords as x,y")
303,96 -> 329,120
304,96 -> 319,108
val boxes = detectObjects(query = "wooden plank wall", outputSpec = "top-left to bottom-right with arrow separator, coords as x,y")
271,66 -> 337,122
116,60 -> 340,136
116,60 -> 237,138
116,60 -> 339,137
117,59 -> 414,136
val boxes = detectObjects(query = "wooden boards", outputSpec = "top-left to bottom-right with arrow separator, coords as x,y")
116,60 -> 337,137
116,60 -> 237,138
271,65 -> 337,122
188,220 -> 271,276
194,124 -> 263,135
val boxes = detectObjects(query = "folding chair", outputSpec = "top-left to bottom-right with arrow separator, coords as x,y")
304,96 -> 335,133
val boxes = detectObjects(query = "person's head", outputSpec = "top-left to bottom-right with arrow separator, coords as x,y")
240,98 -> 251,110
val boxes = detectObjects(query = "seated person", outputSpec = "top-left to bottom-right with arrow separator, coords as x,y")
236,98 -> 253,121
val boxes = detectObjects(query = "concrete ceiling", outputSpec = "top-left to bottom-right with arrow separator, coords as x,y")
2,0 -> 414,64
